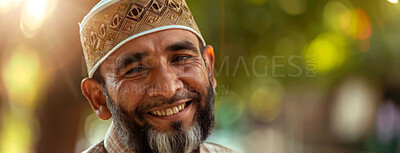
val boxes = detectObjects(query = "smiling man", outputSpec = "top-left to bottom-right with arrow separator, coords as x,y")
79,0 -> 235,153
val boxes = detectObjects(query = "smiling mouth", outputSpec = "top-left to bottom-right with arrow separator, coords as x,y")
148,100 -> 193,117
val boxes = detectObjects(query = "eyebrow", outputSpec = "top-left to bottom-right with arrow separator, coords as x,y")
165,40 -> 199,54
116,51 -> 148,72
116,41 -> 198,73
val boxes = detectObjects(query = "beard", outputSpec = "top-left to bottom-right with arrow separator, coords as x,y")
102,84 -> 216,153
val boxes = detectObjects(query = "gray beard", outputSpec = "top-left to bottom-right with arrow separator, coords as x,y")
147,122 -> 201,153
103,85 -> 215,153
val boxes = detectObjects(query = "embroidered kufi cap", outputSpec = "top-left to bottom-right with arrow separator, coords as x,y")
79,0 -> 205,78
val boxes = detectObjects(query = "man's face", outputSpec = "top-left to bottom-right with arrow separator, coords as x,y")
97,29 -> 216,152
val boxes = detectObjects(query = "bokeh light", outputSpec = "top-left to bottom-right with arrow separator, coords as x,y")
20,0 -> 57,38
84,113 -> 111,147
323,0 -> 353,32
246,128 -> 286,153
304,32 -> 348,73
330,77 -> 379,142
376,101 -> 400,142
1,45 -> 42,108
387,0 -> 398,4
278,0 -> 307,16
379,0 -> 400,22
0,0 -> 17,14
249,79 -> 284,123
217,90 -> 245,127
0,112 -> 32,153
343,9 -> 372,40
323,1 -> 372,40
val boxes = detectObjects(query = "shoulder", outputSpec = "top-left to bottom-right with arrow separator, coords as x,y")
82,140 -> 107,153
201,142 -> 240,153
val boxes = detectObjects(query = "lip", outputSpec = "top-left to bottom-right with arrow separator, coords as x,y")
147,100 -> 193,120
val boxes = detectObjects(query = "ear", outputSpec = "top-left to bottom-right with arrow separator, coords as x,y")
202,45 -> 217,89
81,78 -> 111,120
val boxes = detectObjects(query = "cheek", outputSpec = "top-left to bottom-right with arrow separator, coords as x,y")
110,81 -> 150,126
177,63 -> 210,94
110,80 -> 145,111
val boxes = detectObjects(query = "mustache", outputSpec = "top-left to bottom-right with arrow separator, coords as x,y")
136,89 -> 201,114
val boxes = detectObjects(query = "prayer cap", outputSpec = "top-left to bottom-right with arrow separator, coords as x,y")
79,0 -> 205,78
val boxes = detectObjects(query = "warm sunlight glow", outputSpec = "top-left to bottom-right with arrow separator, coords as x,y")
20,0 -> 57,38
387,0 -> 398,4
2,45 -> 42,106
0,113 -> 32,153
0,0 -> 20,14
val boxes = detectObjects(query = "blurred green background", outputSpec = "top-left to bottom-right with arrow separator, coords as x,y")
1,0 -> 400,153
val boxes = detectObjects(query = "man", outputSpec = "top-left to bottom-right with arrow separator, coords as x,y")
79,0 -> 236,153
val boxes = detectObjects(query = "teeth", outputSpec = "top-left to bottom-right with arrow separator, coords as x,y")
166,108 -> 173,116
172,107 -> 179,114
150,102 -> 188,117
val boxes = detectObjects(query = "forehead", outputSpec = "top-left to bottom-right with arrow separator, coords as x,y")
112,29 -> 199,57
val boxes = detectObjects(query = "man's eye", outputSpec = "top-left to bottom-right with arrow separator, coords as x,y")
124,67 -> 146,75
172,55 -> 192,62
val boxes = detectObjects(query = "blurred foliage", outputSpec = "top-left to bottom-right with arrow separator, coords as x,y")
188,0 -> 400,152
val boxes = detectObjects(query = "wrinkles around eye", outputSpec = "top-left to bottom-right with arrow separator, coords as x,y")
172,55 -> 192,63
124,66 -> 148,77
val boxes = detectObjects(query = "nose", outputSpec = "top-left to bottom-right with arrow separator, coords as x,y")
147,62 -> 183,98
